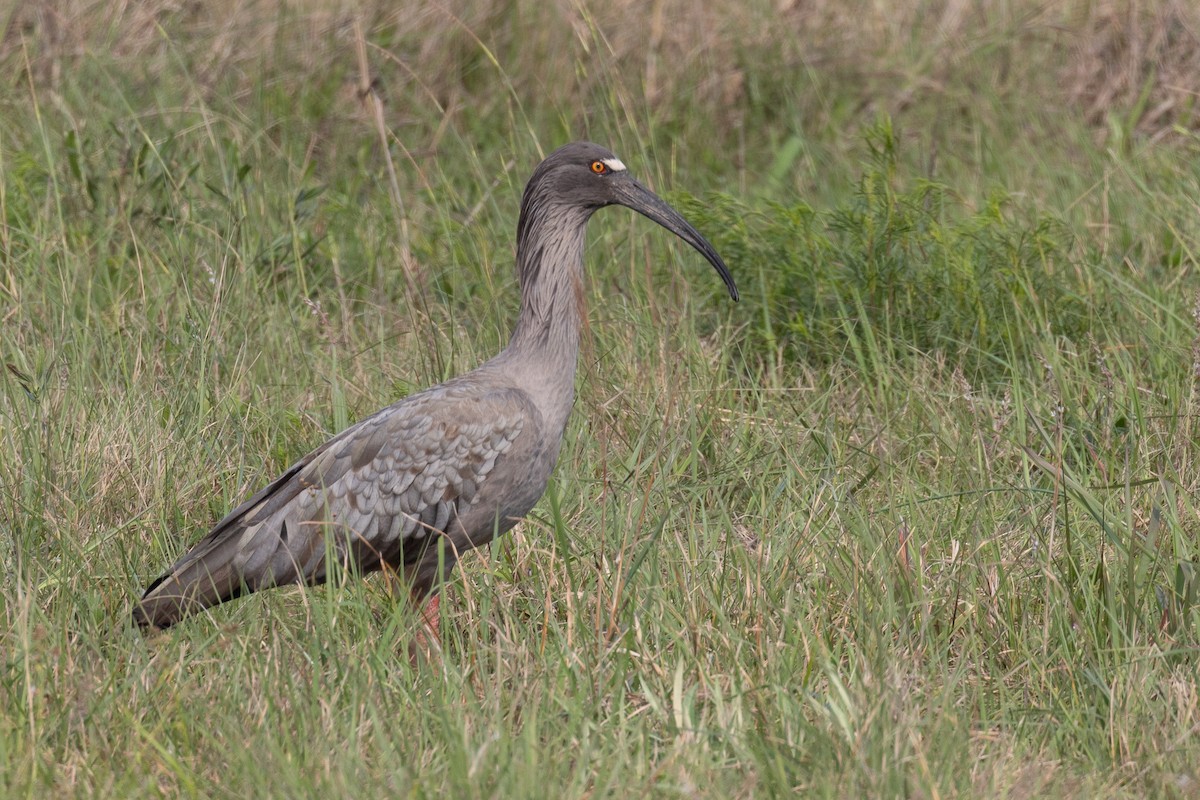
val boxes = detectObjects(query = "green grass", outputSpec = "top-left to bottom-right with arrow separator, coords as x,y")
3,1 -> 1200,797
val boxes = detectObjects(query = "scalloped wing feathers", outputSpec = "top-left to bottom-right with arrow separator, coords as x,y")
134,385 -> 533,628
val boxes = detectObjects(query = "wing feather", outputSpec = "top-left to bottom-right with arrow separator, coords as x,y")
133,386 -> 531,628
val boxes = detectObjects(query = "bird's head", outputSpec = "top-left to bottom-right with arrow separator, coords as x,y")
520,141 -> 739,301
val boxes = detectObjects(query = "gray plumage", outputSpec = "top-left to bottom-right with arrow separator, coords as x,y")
133,141 -> 738,629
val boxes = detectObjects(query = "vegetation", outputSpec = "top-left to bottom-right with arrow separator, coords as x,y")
2,1 -> 1199,796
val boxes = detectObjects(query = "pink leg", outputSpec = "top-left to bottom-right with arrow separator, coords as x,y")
421,595 -> 441,640
412,594 -> 441,653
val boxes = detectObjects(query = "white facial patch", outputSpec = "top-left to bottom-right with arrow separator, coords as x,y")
602,158 -> 627,172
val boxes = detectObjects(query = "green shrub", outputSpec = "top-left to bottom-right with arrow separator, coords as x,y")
682,120 -> 1102,379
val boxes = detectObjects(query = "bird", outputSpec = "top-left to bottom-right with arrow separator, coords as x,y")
133,141 -> 739,633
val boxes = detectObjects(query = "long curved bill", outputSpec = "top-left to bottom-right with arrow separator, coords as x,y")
614,179 -> 739,302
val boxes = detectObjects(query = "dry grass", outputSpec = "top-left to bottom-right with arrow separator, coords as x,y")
5,0 -> 1200,143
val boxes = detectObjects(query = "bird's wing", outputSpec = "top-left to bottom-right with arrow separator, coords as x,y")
134,385 -> 533,627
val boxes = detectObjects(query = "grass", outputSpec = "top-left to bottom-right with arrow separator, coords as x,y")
3,0 -> 1200,796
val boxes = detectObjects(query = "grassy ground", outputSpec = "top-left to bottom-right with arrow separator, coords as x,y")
3,1 -> 1200,796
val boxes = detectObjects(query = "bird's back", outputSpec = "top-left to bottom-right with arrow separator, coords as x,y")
134,370 -> 552,628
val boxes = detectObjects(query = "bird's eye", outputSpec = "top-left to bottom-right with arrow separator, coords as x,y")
590,160 -> 607,174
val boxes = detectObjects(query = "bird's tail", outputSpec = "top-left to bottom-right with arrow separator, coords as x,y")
134,450 -> 340,629
132,517 -> 363,629
132,532 -> 256,629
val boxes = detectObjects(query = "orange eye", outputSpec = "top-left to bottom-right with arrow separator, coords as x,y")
590,160 -> 607,174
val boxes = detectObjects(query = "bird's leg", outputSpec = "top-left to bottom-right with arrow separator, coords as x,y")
417,593 -> 441,647
380,564 -> 440,658
406,592 -> 441,665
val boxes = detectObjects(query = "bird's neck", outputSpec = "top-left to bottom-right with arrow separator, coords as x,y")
499,203 -> 593,433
